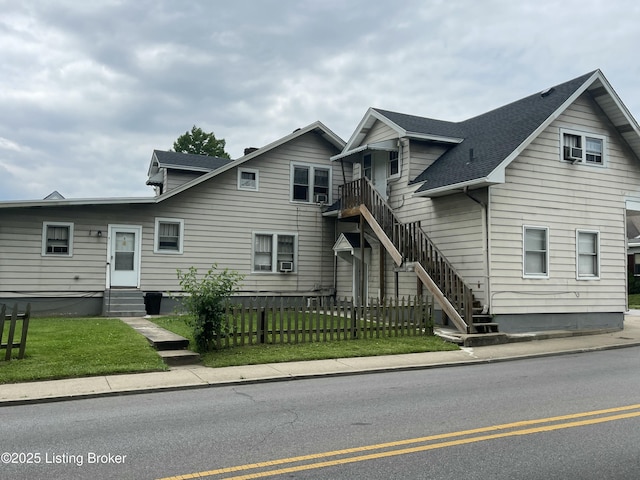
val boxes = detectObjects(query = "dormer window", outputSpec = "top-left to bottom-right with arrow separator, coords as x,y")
561,129 -> 605,166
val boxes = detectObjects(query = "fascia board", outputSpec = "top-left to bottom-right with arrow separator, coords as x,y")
330,140 -> 398,161
412,178 -> 501,198
343,108 -> 406,152
404,132 -> 464,144
0,197 -> 158,209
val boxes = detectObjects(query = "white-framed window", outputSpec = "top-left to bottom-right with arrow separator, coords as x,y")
388,151 -> 400,178
363,153 -> 372,180
238,167 -> 259,191
42,222 -> 74,256
576,230 -> 600,279
523,226 -> 549,278
154,217 -> 184,254
252,232 -> 297,273
291,163 -> 331,203
560,128 -> 606,166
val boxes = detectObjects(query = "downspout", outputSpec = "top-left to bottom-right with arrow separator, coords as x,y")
463,186 -> 491,312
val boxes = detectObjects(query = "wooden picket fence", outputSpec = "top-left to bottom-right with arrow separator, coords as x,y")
215,296 -> 434,348
1,303 -> 31,361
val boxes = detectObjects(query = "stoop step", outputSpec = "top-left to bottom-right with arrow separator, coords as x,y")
119,317 -> 200,366
157,350 -> 201,367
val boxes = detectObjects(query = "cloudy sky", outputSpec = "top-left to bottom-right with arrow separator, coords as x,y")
1,0 -> 639,201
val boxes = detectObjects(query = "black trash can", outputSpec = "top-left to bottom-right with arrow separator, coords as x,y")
144,292 -> 163,315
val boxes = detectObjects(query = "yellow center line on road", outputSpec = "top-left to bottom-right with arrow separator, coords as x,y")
157,403 -> 640,480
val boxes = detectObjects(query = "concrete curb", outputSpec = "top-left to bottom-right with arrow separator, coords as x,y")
2,339 -> 640,407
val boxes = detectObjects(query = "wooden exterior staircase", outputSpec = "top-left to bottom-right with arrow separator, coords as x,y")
338,177 -> 498,335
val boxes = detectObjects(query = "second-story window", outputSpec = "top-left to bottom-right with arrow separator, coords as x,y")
291,163 -> 331,203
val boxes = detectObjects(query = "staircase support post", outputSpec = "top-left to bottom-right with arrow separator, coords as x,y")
414,263 -> 469,334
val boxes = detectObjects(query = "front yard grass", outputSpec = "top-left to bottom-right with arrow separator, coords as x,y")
0,318 -> 167,384
629,294 -> 640,309
152,315 -> 459,368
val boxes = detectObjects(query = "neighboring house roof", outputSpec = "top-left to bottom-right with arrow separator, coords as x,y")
0,121 -> 345,209
339,70 -> 640,197
44,190 -> 65,200
146,150 -> 234,185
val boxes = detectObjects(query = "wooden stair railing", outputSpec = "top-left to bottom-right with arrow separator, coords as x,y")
339,177 -> 477,334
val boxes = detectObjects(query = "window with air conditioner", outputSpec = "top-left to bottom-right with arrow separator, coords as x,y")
291,163 -> 331,203
253,232 -> 297,273
561,129 -> 605,166
42,222 -> 74,256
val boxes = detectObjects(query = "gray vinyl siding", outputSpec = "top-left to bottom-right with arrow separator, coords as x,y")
489,93 -> 638,315
165,170 -> 203,192
143,132 -> 340,295
361,120 -> 397,145
407,141 -> 449,182
0,131 -> 341,299
0,206 -> 144,293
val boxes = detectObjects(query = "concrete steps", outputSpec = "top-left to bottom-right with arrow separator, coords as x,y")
103,289 -> 146,317
120,317 -> 200,366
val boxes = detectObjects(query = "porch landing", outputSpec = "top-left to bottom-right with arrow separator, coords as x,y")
435,324 -> 623,347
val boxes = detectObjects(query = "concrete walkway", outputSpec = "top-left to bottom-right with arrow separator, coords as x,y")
2,313 -> 640,406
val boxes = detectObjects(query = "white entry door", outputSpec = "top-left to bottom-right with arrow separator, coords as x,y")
108,225 -> 142,287
363,153 -> 388,199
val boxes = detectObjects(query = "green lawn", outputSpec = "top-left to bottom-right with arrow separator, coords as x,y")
152,315 -> 459,368
629,294 -> 640,309
0,318 -> 167,384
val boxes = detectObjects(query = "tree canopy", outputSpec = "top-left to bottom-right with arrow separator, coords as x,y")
172,125 -> 231,158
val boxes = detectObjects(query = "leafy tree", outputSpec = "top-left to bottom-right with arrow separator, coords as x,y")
172,125 -> 231,158
176,265 -> 243,352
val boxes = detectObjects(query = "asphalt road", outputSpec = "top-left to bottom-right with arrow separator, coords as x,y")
1,347 -> 640,479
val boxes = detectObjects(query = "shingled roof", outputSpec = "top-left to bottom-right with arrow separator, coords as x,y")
362,70 -> 640,197
151,150 -> 233,172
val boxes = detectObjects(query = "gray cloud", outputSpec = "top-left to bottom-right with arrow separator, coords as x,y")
1,0 -> 639,200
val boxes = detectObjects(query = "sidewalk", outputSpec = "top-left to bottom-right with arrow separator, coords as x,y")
2,313 -> 640,406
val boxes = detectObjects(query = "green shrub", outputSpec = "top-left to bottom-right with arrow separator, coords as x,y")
176,265 -> 243,352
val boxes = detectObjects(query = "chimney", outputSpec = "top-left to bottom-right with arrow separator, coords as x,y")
244,147 -> 259,155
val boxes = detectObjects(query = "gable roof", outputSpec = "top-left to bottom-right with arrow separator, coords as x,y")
146,150 -> 234,186
345,70 -> 640,197
0,121 -> 344,209
412,71 -> 601,195
149,150 -> 233,173
156,121 -> 345,201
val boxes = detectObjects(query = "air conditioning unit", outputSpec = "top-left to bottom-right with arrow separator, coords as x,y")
279,261 -> 294,272
314,193 -> 328,204
564,146 -> 582,162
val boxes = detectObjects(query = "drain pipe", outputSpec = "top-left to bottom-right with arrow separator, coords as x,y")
463,186 -> 490,312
